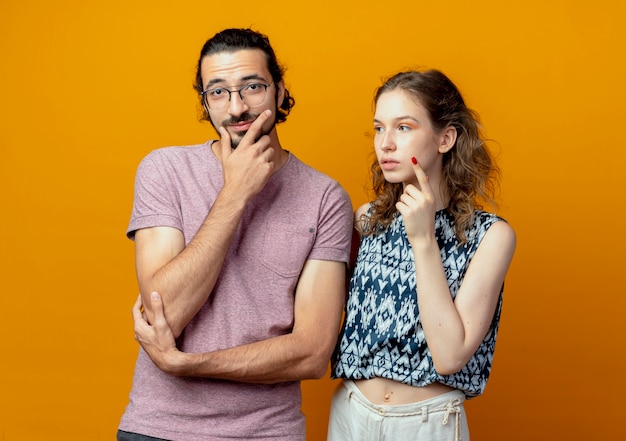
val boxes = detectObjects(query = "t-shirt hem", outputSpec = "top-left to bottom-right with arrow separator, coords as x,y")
126,214 -> 182,239
118,423 -> 305,441
308,247 -> 350,264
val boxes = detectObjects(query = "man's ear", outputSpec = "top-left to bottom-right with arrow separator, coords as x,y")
439,126 -> 457,154
276,80 -> 285,108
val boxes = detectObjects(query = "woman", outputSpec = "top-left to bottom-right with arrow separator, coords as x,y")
329,70 -> 516,440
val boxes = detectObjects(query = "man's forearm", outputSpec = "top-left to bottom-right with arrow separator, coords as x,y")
138,191 -> 247,337
163,332 -> 331,384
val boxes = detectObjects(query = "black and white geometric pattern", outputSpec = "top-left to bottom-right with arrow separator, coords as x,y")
332,209 -> 505,398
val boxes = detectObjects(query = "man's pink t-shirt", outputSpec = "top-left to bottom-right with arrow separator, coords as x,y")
118,141 -> 353,441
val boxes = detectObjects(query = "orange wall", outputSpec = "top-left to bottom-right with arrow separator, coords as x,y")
1,1 -> 625,440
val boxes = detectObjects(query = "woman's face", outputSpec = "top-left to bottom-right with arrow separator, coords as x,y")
373,89 -> 445,188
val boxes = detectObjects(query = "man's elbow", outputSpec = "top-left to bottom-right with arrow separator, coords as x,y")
301,346 -> 333,379
140,291 -> 185,339
305,358 -> 330,380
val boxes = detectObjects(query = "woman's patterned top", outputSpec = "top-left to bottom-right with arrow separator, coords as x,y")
332,209 -> 505,398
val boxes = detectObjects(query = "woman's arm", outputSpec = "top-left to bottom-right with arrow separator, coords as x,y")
411,221 -> 516,374
397,159 -> 516,375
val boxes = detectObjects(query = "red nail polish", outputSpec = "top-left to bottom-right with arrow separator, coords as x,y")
411,157 -> 417,165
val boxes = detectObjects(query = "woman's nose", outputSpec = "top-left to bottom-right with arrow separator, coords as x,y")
379,132 -> 395,151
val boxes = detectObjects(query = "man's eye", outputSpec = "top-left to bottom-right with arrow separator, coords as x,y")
245,83 -> 263,92
210,88 -> 227,97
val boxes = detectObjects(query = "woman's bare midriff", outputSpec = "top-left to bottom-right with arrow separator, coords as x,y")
354,378 -> 455,406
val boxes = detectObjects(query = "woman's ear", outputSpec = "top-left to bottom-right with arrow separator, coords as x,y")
439,126 -> 457,154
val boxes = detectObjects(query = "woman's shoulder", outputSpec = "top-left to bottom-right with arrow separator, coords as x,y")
355,203 -> 371,219
471,210 -> 510,229
354,202 -> 373,234
474,210 -> 516,248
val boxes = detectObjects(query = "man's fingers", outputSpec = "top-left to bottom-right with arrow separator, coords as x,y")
149,291 -> 167,325
220,109 -> 271,157
132,295 -> 143,322
240,109 -> 272,146
132,294 -> 147,341
219,127 -> 232,160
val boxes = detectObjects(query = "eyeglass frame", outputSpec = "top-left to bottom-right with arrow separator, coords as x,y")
201,81 -> 275,110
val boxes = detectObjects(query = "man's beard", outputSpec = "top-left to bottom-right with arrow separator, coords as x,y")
219,111 -> 275,148
209,92 -> 280,148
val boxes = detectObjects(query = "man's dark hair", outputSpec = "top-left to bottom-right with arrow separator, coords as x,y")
193,28 -> 295,124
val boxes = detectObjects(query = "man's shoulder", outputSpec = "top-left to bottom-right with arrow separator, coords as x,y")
136,142 -> 216,175
287,154 -> 343,188
143,141 -> 213,161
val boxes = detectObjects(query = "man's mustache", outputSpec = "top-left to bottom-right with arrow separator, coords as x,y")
221,113 -> 256,129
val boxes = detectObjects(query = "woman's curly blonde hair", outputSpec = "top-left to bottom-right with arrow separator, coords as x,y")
362,69 -> 499,244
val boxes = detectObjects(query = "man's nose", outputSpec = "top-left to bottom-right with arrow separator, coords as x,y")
227,92 -> 249,116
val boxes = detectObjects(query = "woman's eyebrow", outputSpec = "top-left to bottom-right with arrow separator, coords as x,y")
373,116 -> 421,124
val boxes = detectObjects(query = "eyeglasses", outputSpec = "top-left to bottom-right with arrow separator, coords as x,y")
201,82 -> 274,110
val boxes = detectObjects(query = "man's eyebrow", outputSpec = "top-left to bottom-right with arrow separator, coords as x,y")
205,74 -> 269,90
241,74 -> 267,82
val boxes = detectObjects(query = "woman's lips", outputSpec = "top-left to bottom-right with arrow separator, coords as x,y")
380,158 -> 400,171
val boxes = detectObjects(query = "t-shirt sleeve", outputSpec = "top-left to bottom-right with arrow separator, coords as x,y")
308,181 -> 354,264
126,150 -> 182,239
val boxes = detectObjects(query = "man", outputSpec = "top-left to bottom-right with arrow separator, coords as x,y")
117,28 -> 353,441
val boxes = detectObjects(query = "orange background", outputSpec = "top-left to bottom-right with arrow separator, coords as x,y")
1,1 -> 624,440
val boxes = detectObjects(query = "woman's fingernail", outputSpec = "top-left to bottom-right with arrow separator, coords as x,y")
411,157 -> 417,165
